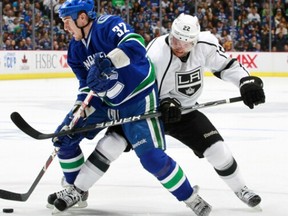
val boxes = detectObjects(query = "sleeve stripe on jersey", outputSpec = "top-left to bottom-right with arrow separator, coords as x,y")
146,37 -> 158,51
198,41 -> 227,58
158,49 -> 173,96
118,33 -> 146,48
213,58 -> 237,79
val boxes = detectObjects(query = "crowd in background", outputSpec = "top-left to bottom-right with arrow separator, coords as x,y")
1,0 -> 288,51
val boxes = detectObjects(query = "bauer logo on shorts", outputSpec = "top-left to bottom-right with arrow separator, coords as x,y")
176,68 -> 201,97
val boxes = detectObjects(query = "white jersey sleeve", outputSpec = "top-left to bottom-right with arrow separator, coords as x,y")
196,31 -> 250,86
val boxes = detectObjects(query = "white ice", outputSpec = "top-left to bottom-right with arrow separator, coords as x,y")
0,77 -> 287,216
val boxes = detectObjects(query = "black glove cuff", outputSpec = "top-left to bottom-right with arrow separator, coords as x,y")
239,76 -> 263,88
160,98 -> 181,108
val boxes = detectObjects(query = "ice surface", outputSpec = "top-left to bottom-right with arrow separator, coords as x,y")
0,77 -> 287,215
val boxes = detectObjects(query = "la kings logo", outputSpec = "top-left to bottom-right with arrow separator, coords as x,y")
176,69 -> 201,97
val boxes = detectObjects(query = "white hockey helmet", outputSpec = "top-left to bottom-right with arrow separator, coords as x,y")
169,13 -> 200,53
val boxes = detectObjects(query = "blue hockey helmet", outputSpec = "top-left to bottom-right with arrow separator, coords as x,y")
59,0 -> 96,21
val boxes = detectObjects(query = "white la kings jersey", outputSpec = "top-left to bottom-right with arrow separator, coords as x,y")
146,31 -> 250,110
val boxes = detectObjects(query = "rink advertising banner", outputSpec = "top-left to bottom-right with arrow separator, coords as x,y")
0,51 -> 288,80
227,52 -> 288,77
0,51 -> 74,80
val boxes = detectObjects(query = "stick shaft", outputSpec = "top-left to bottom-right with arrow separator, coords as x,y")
1,92 -> 95,201
0,148 -> 58,201
11,96 -> 242,140
69,91 -> 94,128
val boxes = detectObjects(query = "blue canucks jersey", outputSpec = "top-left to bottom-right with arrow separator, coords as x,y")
67,15 -> 156,108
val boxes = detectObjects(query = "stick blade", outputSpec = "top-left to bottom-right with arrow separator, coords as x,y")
0,189 -> 27,201
10,112 -> 45,140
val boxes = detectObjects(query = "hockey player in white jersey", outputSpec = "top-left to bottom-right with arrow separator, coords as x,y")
144,13 -> 265,208
47,1 -> 211,216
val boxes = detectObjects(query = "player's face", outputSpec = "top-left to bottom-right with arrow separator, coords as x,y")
62,17 -> 83,41
169,35 -> 194,58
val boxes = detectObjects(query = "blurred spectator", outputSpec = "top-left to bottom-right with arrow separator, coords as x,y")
275,22 -> 288,35
254,42 -> 261,52
249,35 -> 260,51
112,0 -> 125,8
25,37 -> 33,50
39,32 -> 51,49
234,35 -> 254,52
143,32 -> 152,46
217,7 -> 228,24
222,37 -> 233,51
3,38 -> 14,50
162,14 -> 171,29
152,20 -> 167,36
274,8 -> 283,26
195,6 -> 205,22
3,9 -> 16,30
177,1 -> 186,14
274,31 -> 288,51
235,28 -> 247,41
161,0 -> 170,9
247,6 -> 261,23
219,29 -> 231,45
260,25 -> 270,51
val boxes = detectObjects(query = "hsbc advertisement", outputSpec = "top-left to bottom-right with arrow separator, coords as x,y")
0,51 -> 288,80
0,50 -> 73,79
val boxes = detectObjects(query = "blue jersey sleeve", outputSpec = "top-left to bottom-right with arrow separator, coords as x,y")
95,15 -> 147,64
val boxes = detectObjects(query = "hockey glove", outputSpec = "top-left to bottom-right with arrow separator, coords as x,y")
52,125 -> 84,148
95,52 -> 115,77
160,98 -> 182,123
52,105 -> 86,147
87,52 -> 115,93
239,76 -> 265,109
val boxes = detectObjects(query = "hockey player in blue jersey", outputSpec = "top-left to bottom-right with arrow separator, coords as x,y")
47,0 -> 211,215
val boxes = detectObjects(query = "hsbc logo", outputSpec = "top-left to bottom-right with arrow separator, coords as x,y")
176,69 -> 201,97
229,54 -> 258,68
60,55 -> 68,68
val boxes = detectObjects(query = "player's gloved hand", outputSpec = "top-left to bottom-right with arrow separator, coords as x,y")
239,76 -> 265,109
52,125 -> 84,148
87,52 -> 115,93
52,105 -> 85,147
95,52 -> 115,77
160,98 -> 182,123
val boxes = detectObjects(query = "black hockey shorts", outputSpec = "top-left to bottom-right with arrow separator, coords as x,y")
107,110 -> 223,157
164,110 -> 224,158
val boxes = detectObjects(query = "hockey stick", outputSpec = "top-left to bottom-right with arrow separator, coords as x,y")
11,96 -> 242,140
0,148 -> 57,201
0,91 -> 94,202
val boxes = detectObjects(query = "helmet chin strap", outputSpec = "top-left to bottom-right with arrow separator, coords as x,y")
75,18 -> 92,39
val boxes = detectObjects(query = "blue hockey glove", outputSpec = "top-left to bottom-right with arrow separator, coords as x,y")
87,52 -> 115,93
52,105 -> 85,147
52,125 -> 84,148
240,76 -> 265,109
95,52 -> 115,77
160,98 -> 182,123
